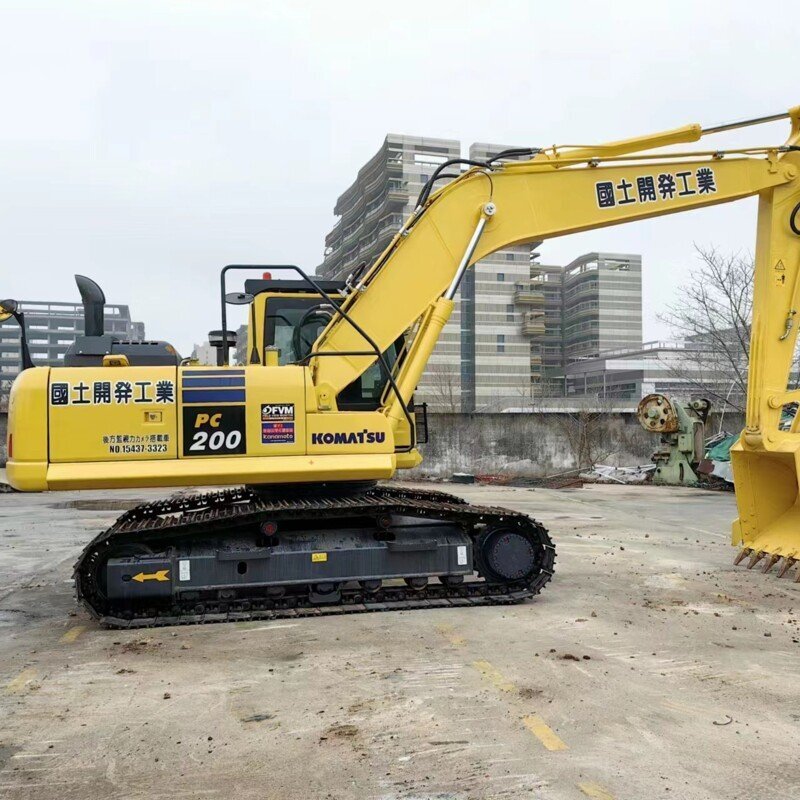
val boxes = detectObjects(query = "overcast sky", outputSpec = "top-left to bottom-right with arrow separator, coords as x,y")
1,0 -> 798,355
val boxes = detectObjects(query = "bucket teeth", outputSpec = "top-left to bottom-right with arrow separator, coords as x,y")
778,557 -> 797,579
735,549 -> 799,579
762,554 -> 782,573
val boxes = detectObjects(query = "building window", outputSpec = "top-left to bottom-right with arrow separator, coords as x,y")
497,272 -> 505,282
497,334 -> 505,353
506,253 -> 514,261
506,304 -> 514,321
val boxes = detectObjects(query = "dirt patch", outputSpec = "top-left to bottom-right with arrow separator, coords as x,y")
323,724 -> 359,739
0,742 -> 19,771
111,639 -> 163,654
346,699 -> 377,714
242,712 -> 275,723
277,651 -> 304,662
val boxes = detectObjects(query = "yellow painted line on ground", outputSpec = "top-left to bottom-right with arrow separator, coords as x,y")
436,623 -> 466,647
473,660 -> 516,692
60,625 -> 86,643
5,668 -> 37,694
578,781 -> 615,799
523,715 -> 569,751
472,662 -> 569,753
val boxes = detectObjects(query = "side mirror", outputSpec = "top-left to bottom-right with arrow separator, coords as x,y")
0,298 -> 18,323
0,298 -> 34,371
225,292 -> 254,305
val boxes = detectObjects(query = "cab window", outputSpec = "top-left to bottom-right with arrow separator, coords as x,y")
263,296 -> 402,410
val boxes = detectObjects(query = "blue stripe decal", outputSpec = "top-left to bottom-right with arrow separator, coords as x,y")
181,376 -> 246,388
183,369 -> 245,376
182,389 -> 246,404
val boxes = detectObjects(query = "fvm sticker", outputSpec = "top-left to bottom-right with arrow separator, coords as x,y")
261,403 -> 294,422
182,405 -> 246,456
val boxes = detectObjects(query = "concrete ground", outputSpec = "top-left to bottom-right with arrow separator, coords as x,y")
0,478 -> 798,800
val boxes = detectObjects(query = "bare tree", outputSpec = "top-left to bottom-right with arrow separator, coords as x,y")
554,396 -> 618,469
479,378 -> 548,413
658,246 -> 753,411
423,361 -> 460,412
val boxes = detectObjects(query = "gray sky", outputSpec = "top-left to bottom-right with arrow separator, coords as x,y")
1,0 -> 798,355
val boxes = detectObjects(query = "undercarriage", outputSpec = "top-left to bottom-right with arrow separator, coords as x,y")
75,484 -> 556,628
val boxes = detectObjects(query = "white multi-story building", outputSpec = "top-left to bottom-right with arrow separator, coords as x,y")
318,134 -> 542,411
563,339 -> 742,406
318,137 -> 644,411
0,299 -> 145,404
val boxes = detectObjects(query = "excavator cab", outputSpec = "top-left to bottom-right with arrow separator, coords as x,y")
232,271 -> 407,412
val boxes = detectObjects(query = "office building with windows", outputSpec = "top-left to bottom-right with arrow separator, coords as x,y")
318,136 -> 643,411
318,135 -> 543,411
561,252 -> 642,362
0,300 -> 145,404
562,339 -> 739,404
318,134 -> 465,410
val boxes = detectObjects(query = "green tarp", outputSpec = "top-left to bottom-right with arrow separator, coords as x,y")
706,434 -> 738,462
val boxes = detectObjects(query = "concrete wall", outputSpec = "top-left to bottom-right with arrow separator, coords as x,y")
409,411 -> 744,479
0,412 -> 6,464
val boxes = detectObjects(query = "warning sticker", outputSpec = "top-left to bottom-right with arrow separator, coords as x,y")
262,421 -> 295,444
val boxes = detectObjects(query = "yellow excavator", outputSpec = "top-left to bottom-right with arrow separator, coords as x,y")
4,107 -> 800,627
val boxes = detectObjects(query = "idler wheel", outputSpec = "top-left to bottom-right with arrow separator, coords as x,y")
477,527 -> 539,583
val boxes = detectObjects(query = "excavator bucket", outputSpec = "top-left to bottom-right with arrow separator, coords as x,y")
731,443 -> 800,581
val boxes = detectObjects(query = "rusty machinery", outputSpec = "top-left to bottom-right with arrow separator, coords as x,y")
637,394 -> 711,486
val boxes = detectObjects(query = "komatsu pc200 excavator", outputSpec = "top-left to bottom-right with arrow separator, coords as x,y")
5,107 -> 800,627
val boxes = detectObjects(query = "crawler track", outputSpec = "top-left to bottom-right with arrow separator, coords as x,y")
74,485 -> 555,629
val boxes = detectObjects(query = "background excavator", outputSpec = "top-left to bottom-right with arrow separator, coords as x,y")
5,107 -> 800,627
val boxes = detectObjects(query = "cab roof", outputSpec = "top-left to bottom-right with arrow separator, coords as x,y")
243,279 -> 345,296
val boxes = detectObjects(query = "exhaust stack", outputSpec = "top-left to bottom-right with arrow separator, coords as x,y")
75,274 -> 106,337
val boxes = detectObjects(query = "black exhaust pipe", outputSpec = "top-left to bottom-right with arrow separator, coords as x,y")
75,274 -> 106,337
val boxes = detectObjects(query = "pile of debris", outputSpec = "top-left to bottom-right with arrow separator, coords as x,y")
579,464 -> 655,485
